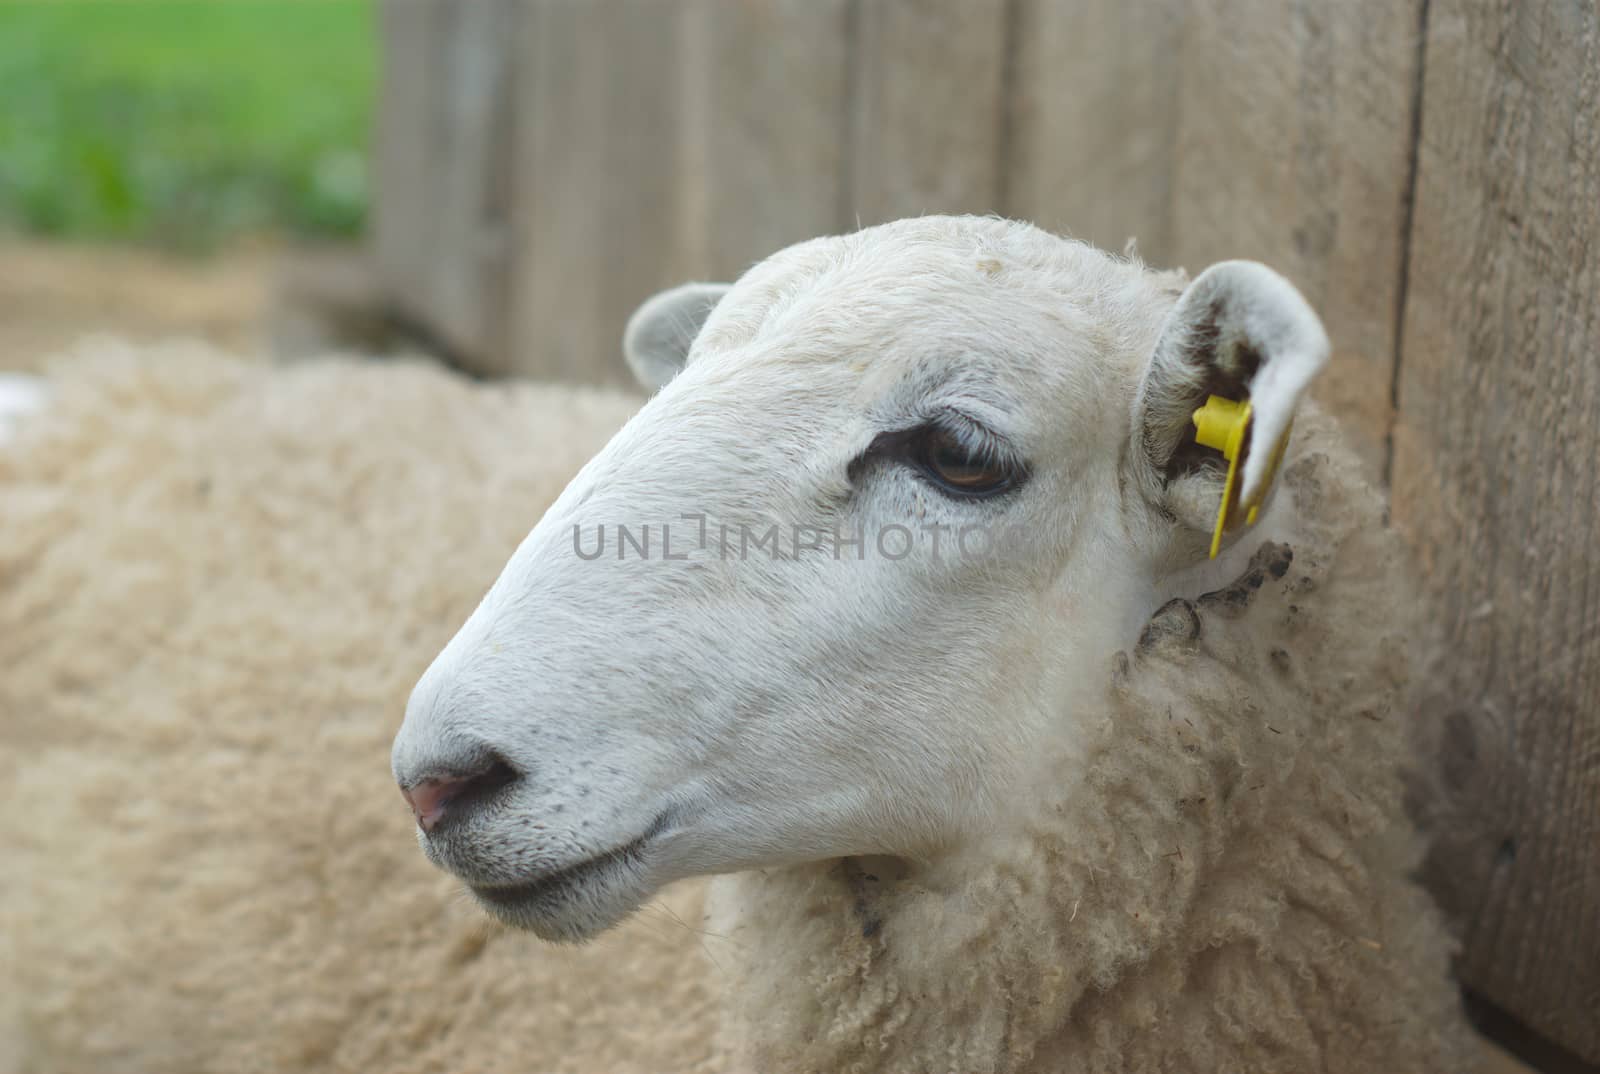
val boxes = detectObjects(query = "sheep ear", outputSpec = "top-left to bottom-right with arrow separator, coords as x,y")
1130,261 -> 1329,537
623,283 -> 731,392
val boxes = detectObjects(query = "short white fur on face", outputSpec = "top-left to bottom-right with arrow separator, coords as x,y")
391,216 -> 1328,941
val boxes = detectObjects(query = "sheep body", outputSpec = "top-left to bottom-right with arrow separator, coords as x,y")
0,345 -> 722,1074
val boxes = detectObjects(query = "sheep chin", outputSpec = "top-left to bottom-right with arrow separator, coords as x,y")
468,857 -> 656,944
466,821 -> 668,943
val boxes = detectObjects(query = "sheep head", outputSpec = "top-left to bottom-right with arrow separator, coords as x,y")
390,216 -> 1329,941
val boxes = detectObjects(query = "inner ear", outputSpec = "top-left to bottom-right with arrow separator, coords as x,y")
623,283 -> 731,392
1131,260 -> 1329,531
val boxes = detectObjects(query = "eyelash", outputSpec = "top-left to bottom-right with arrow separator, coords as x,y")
849,411 -> 1029,500
925,411 -> 1014,469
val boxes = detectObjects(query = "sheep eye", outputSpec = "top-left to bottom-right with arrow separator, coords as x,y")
848,414 -> 1027,500
909,425 -> 1020,498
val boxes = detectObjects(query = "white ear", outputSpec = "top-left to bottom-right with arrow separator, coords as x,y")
1132,261 -> 1329,515
622,283 -> 731,392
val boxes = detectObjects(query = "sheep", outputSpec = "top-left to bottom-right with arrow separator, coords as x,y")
0,342 -> 728,1073
393,215 -> 1476,1073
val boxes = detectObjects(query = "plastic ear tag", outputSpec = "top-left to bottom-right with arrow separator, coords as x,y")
1191,395 -> 1292,559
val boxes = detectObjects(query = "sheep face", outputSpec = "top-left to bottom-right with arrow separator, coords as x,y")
392,216 -> 1328,941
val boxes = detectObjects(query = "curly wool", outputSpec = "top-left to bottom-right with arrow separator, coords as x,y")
705,406 -> 1475,1073
0,345 -> 723,1074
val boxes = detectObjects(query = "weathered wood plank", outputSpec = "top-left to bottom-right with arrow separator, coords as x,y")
1393,0 -> 1600,1061
677,0 -> 852,282
1166,0 -> 1423,479
423,0 -> 519,366
504,0 -> 690,386
374,0 -> 516,370
372,0 -> 442,328
1007,0 -> 1420,478
505,0 -> 852,384
1005,0 -> 1184,258
849,0 -> 1010,224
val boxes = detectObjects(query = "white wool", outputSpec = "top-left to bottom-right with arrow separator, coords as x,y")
1,344 -> 724,1073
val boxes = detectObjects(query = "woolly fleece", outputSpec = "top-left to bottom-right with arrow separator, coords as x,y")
0,345 -> 722,1074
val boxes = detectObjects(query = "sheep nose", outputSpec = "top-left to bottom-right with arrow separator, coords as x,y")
398,755 -> 518,833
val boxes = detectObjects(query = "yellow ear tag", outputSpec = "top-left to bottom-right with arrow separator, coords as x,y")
1191,395 -> 1292,559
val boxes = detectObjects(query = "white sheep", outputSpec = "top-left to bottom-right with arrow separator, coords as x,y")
0,344 -> 726,1073
394,215 -> 1474,1072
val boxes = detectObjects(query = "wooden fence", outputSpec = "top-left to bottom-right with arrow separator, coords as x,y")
374,0 -> 1599,1062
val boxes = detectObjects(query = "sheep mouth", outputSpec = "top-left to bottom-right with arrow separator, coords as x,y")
467,812 -> 670,932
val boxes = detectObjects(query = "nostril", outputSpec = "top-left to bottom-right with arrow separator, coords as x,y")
461,757 -> 519,803
399,755 -> 519,833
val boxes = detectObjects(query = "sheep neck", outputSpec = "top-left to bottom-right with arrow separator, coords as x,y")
707,423 -> 1469,1073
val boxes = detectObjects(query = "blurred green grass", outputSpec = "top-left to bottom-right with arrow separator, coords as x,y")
0,0 -> 374,248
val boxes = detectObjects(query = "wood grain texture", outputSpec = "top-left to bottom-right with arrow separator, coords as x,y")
372,0 -> 441,330
848,0 -> 1010,224
677,0 -> 852,281
1007,0 -> 1420,478
1166,0 -> 1423,480
1393,0 -> 1600,1061
504,0 -> 690,386
1005,0 -> 1184,257
504,0 -> 852,385
373,1 -> 517,369
421,0 -> 519,367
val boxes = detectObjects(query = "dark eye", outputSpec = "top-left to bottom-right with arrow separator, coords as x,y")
908,425 -> 1022,498
849,412 -> 1029,500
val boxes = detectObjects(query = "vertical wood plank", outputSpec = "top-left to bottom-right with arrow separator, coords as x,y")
1005,0 -> 1185,258
848,0 -> 1011,224
1393,0 -> 1600,1060
678,0 -> 853,282
1006,0 -> 1421,478
424,0 -> 519,367
372,0 -> 441,328
1165,0 -> 1423,478
505,0 -> 690,386
374,0 -> 517,371
506,0 -> 854,384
